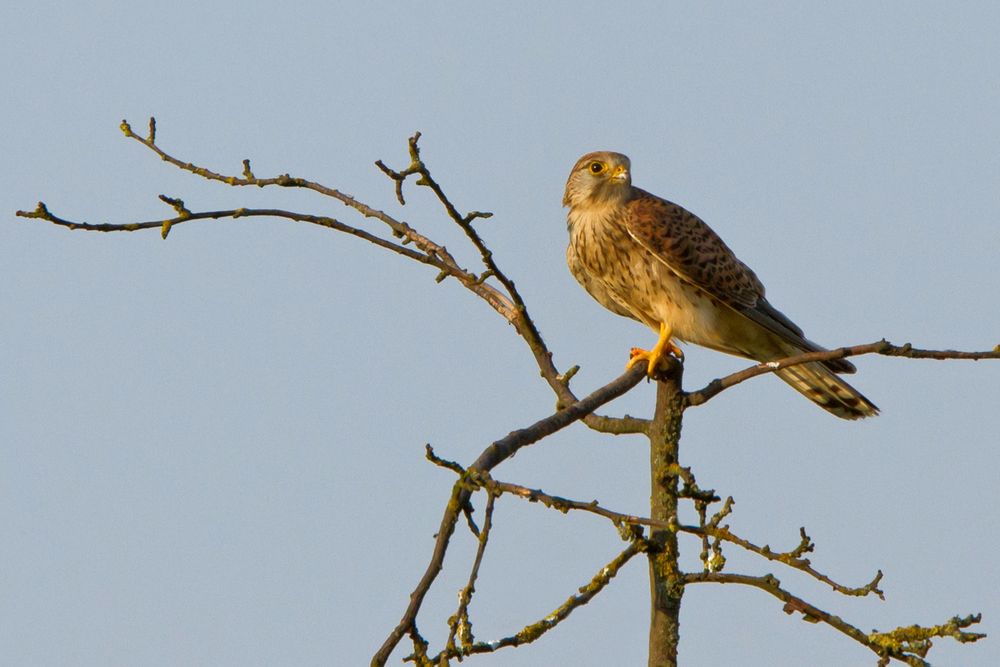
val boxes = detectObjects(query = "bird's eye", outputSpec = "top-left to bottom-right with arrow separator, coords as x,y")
589,161 -> 606,174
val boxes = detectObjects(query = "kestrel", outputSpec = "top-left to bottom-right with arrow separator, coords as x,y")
564,151 -> 878,420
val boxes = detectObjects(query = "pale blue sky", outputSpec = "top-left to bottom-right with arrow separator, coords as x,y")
3,2 -> 999,666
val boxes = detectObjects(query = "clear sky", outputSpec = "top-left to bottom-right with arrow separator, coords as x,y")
3,2 -> 999,666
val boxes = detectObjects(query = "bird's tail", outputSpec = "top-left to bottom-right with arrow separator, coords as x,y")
775,361 -> 879,420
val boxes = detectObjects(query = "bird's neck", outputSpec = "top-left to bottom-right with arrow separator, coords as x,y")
566,200 -> 624,234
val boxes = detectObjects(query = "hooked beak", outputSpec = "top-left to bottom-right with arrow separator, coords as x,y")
611,165 -> 628,181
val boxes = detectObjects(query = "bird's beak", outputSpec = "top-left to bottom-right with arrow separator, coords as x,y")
611,165 -> 628,181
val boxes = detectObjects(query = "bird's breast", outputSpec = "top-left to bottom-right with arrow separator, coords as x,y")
567,206 -> 725,346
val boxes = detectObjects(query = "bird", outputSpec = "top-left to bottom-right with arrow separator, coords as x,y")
563,151 -> 878,420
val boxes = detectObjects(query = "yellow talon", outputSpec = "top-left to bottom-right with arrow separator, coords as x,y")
626,322 -> 683,376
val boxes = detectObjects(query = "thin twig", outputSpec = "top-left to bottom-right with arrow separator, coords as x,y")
480,475 -> 659,534
428,461 -> 882,601
684,572 -> 984,665
682,523 -> 884,599
374,133 -> 578,407
114,118 -> 521,321
17,203 -> 451,268
417,541 -> 644,663
443,491 -> 497,655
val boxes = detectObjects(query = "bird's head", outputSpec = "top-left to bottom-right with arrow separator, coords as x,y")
563,151 -> 632,208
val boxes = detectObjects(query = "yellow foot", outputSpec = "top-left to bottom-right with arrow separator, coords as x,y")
625,323 -> 683,377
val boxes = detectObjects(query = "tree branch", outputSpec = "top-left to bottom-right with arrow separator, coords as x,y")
415,541 -> 644,664
684,572 -> 984,665
374,133 -> 614,417
582,413 -> 650,434
685,340 -> 1000,409
471,474 -> 664,534
684,521 -> 884,598
443,490 -> 497,657
442,466 -> 883,602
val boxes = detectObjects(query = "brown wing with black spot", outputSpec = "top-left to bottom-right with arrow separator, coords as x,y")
623,188 -> 857,374
623,188 -> 764,310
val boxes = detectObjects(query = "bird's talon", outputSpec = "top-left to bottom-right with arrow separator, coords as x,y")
626,351 -> 648,372
626,348 -> 661,376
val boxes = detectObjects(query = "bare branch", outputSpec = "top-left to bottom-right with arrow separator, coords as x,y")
685,340 -> 1000,408
582,413 -> 650,434
424,445 -> 465,476
683,522 -> 884,599
418,541 -> 644,663
555,367 -> 650,434
465,365 -> 647,474
868,614 -> 986,662
438,459 -> 884,603
117,119 -> 526,319
684,572 -> 984,665
374,133 -> 587,410
443,491 -> 496,656
425,447 -> 484,536
17,202 -> 471,275
117,118 -> 406,222
478,474 -> 663,534
22,188 -> 516,328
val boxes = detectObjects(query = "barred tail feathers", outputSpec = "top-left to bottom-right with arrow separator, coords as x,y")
775,361 -> 879,420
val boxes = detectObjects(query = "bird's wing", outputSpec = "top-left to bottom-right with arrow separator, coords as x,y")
623,188 -> 765,310
624,188 -> 856,373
